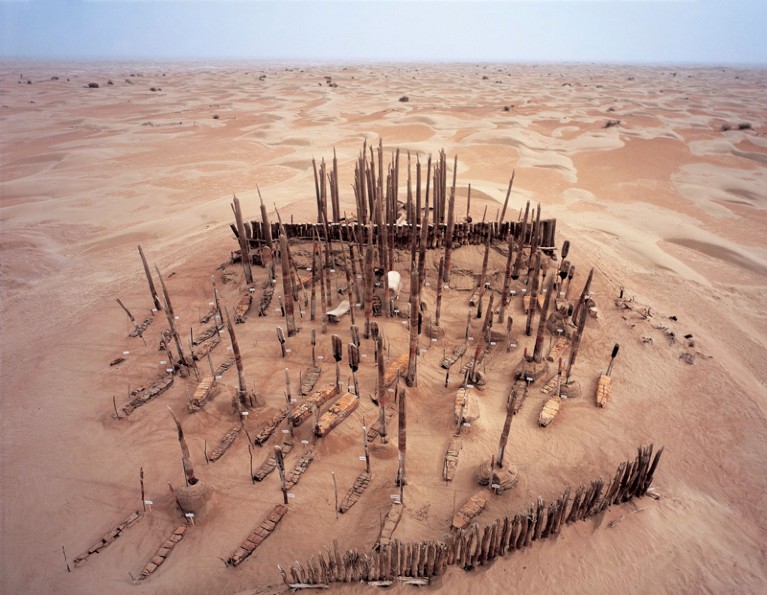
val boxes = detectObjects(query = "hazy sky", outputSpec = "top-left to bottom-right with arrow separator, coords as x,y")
1,0 -> 766,64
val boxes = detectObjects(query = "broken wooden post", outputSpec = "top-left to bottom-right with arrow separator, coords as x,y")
231,194 -> 253,285
496,391 -> 519,468
115,298 -> 146,344
524,253 -> 541,337
396,387 -> 406,487
376,337 -> 388,444
572,268 -> 594,324
285,368 -> 292,403
363,223 -> 375,339
332,471 -> 339,520
277,326 -> 286,358
563,306 -> 589,395
275,445 -> 288,504
470,294 -> 494,383
348,343 -> 360,396
498,227 -> 516,323
311,329 -> 316,366
140,467 -> 146,511
138,245 -> 162,312
332,334 -> 343,392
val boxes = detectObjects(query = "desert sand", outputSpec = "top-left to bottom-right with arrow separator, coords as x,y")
1,62 -> 766,594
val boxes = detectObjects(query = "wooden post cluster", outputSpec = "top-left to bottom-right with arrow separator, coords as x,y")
280,445 -> 663,587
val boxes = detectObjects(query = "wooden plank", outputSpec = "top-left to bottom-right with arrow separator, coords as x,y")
289,384 -> 339,427
208,425 -> 241,462
596,374 -> 612,408
227,505 -> 288,567
137,525 -> 187,580
451,491 -> 488,531
73,511 -> 144,567
442,436 -> 461,482
338,472 -> 372,513
374,503 -> 403,551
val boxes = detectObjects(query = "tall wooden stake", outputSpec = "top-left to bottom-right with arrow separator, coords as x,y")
278,224 -> 297,336
168,407 -> 197,486
532,274 -> 556,363
275,445 -> 288,504
137,245 -> 162,312
231,194 -> 253,285
225,310 -> 248,408
499,171 -> 515,224
496,391 -> 519,467
442,154 -> 458,284
362,417 -> 371,474
155,265 -> 193,372
397,387 -> 407,486
435,256 -> 445,327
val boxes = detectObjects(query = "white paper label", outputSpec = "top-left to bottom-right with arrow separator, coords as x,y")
215,375 -> 222,380
359,456 -> 366,461
241,411 -> 249,416
463,422 -> 471,427
123,351 -> 130,355
160,360 -> 167,364
301,440 -> 309,445
174,316 -> 179,320
287,493 -> 296,498
145,500 -> 153,505
490,342 -> 496,346
185,513 -> 195,518
166,368 -> 174,373
285,349 -> 292,353
318,356 -> 324,360
209,301 -> 215,306
491,484 -> 501,489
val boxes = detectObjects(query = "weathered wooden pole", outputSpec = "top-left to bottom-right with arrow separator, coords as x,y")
524,253 -> 541,337
563,264 -> 576,302
376,337 -> 387,444
140,467 -> 146,511
606,344 -> 620,377
511,201 -> 530,280
435,256 -> 445,327
532,274 -> 556,363
363,223 -> 375,339
310,239 -> 317,321
572,268 -> 594,324
276,326 -> 286,358
341,235 -> 356,325
496,391 -> 518,467
476,233 -> 492,319
416,176 -> 430,293
274,445 -> 288,504
362,417 -> 371,474
405,197 -> 421,387
284,368 -> 292,403
442,154 -> 458,284
155,265 -> 193,371
470,294 -> 494,382
257,188 -> 275,281
498,227 -> 516,323
278,225 -> 298,337
231,195 -> 253,285
311,329 -> 316,367
396,387 -> 407,486
565,306 -> 588,384
137,245 -> 162,312
115,298 -> 146,344
348,343 -> 360,396
168,408 -> 197,486
499,171 -> 515,224
225,310 -> 248,408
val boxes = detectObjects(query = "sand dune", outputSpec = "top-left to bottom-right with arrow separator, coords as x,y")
1,62 -> 766,594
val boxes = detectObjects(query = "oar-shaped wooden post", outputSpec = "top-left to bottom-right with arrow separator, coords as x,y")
606,344 -> 620,377
225,310 -> 248,409
348,343 -> 360,396
435,256 -> 445,327
376,337 -> 387,444
499,171 -> 515,224
274,445 -> 288,504
155,265 -> 194,373
532,274 -> 556,363
511,201 -> 530,280
278,224 -> 297,336
362,417 -> 371,474
231,194 -> 253,285
442,154 -> 458,284
476,233 -> 492,319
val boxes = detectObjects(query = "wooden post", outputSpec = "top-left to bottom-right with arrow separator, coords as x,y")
115,298 -> 146,344
442,155 -> 457,284
512,201 -> 530,280
376,337 -> 387,444
435,256 -> 445,327
278,224 -> 297,336
332,471 -> 339,519
405,175 -> 430,387
276,326 -> 286,358
496,391 -> 519,467
476,233 -> 492,319
532,274 -> 556,363
498,226 -> 516,323
62,545 -> 71,573
168,407 -> 197,486
225,310 -> 248,407
348,343 -> 360,396
499,171 -> 515,224
311,329 -> 317,366
284,368 -> 292,402
572,268 -> 594,324
275,445 -> 288,504
470,294 -> 494,382
137,245 -> 162,312
310,239 -> 317,321
155,265 -> 193,371
606,344 -> 620,376
363,223 -> 374,339
231,195 -> 253,285
525,253 -> 541,337
405,197 -> 420,387
332,334 -> 343,392
112,395 -> 120,420
362,417 -> 371,474
140,467 -> 146,511
566,306 -> 588,383
397,388 -> 406,486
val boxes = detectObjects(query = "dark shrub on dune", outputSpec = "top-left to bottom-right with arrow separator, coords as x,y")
604,119 -> 621,128
399,96 -> 409,102
87,82 -> 99,88
738,122 -> 752,130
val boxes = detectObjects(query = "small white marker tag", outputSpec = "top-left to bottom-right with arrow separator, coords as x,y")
356,303 -> 362,307
463,422 -> 471,427
431,338 -> 437,342
318,355 -> 324,360
185,512 -> 194,518
241,411 -> 249,416
166,368 -> 174,373
401,321 -> 408,325
123,351 -> 130,355
467,384 -> 474,389
526,377 -> 534,382
152,308 -> 157,313
282,429 -> 290,434
390,495 -> 400,499
287,493 -> 296,498
359,456 -> 366,461
209,301 -> 215,306
357,274 -> 362,279
160,360 -> 167,364
468,337 -> 474,341
491,484 -> 501,489
174,316 -> 179,320
362,354 -> 368,358
301,440 -> 309,445
286,348 -> 292,353
393,309 -> 400,314
510,343 -> 517,348
215,375 -> 222,380
490,342 -> 496,346
307,267 -> 312,272
425,282 -> 430,287
275,308 -> 281,312
145,500 -> 153,505
388,388 -> 395,393
290,398 -> 297,403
